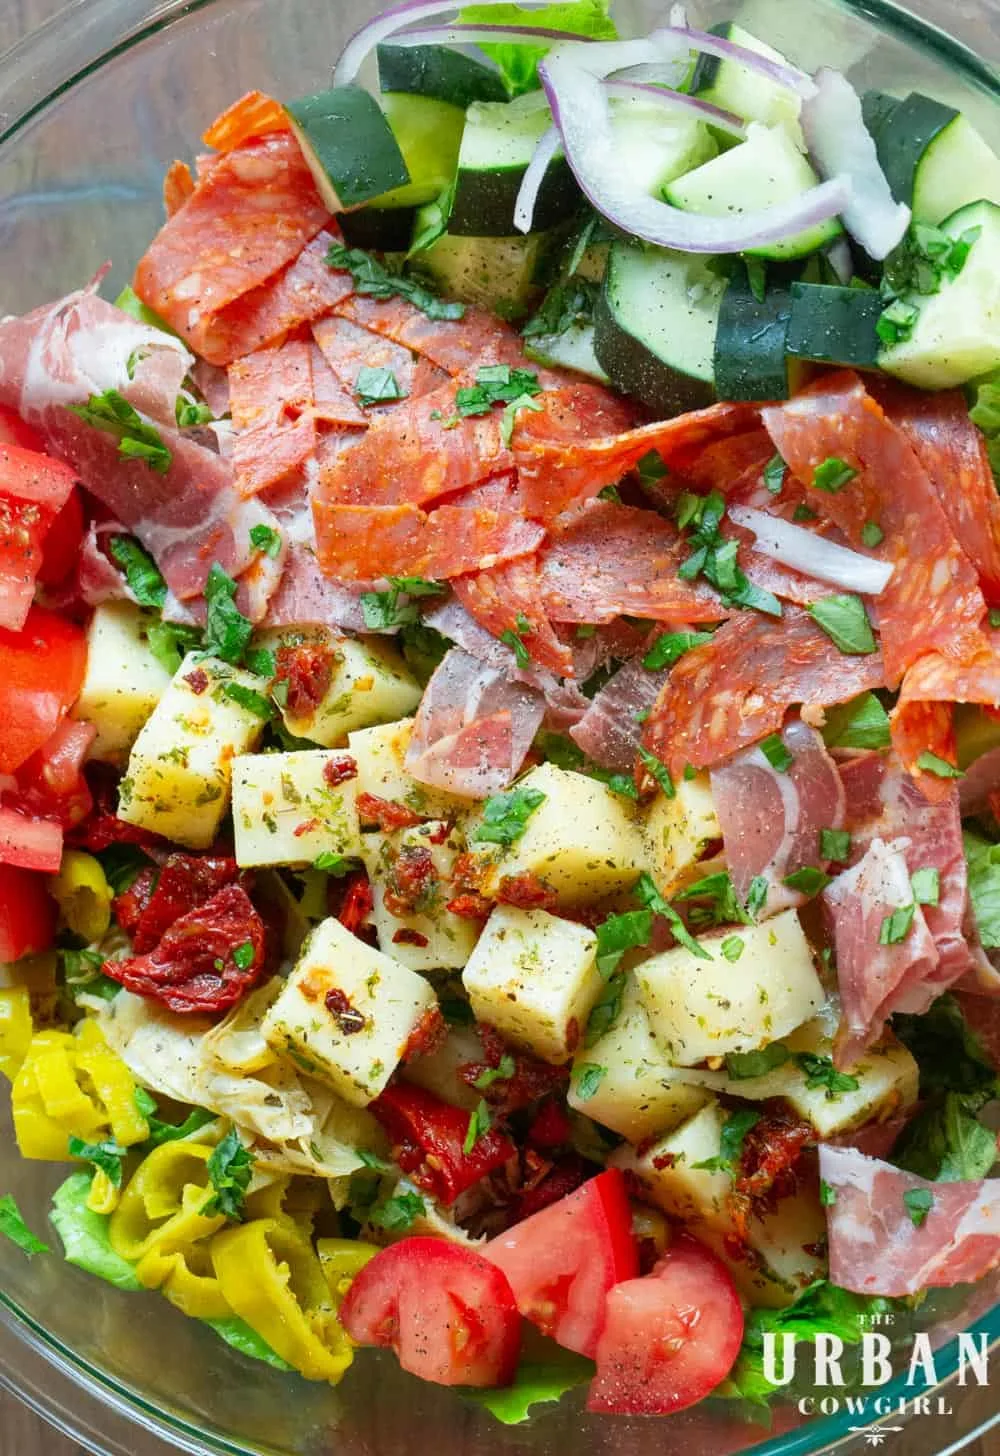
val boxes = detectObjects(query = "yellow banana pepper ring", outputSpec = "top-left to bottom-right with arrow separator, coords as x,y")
0,986 -> 33,1082
316,1238 -> 379,1307
110,1142 -> 226,1263
136,1241 -> 233,1321
211,1218 -> 354,1384
74,1043 -> 148,1146
12,1031 -> 102,1160
49,852 -> 113,942
87,1168 -> 121,1217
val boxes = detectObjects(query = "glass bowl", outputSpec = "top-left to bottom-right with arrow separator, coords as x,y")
1,1 -> 999,1452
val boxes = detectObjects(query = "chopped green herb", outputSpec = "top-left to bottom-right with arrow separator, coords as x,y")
720,934 -> 745,962
175,398 -> 216,429
0,1194 -> 49,1256
67,1136 -> 126,1188
355,366 -> 404,407
861,520 -> 884,548
794,1052 -> 860,1099
821,828 -> 852,862
360,577 -> 442,632
792,504 -> 818,523
642,630 -> 713,671
876,298 -> 920,347
313,852 -> 360,875
522,277 -> 598,339
636,744 -> 675,799
812,457 -> 858,494
911,867 -> 940,907
245,646 -> 276,679
455,364 -> 542,419
249,524 -> 282,559
69,389 -> 172,474
206,1128 -> 254,1221
463,1099 -> 491,1154
819,1179 -> 837,1207
368,1189 -> 425,1232
725,1043 -> 790,1080
595,909 -> 653,978
223,682 -> 274,720
326,243 -> 464,321
202,563 -> 253,666
147,620 -> 203,675
474,787 -> 546,846
633,873 -> 712,961
693,1108 -> 761,1176
585,973 -> 625,1047
501,392 -> 543,446
473,1055 -> 516,1090
760,733 -> 792,772
108,535 -> 166,609
573,1063 -> 606,1102
763,453 -> 787,495
745,875 -> 769,920
745,256 -> 768,304
500,628 -> 531,668
675,871 -> 750,930
807,594 -> 877,655
142,1103 -> 216,1148
232,940 -> 256,970
880,903 -> 916,945
903,1187 -> 933,1228
783,865 -> 832,896
916,751 -> 963,779
822,692 -> 891,751
676,488 -> 782,617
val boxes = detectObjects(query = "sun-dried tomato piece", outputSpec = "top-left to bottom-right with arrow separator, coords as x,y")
119,852 -> 243,954
384,844 -> 439,918
113,867 -> 158,938
323,754 -> 358,787
514,1153 -> 589,1221
67,765 -> 165,852
370,1081 -> 516,1206
275,640 -> 338,719
451,851 -> 489,895
356,792 -> 424,831
325,986 -> 367,1035
495,872 -> 559,913
393,927 -> 429,947
103,884 -> 266,1014
460,1025 -> 569,1114
736,1106 -> 814,1203
337,869 -> 375,935
446,891 -> 493,920
402,1004 -> 447,1062
526,1098 -> 572,1150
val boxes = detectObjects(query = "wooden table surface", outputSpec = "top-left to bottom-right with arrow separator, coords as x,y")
1,0 -> 1000,1452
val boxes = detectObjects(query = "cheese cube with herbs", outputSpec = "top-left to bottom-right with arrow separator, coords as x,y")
265,628 -> 422,745
231,750 -> 363,868
644,771 -> 721,895
478,764 -> 648,905
347,718 -> 474,819
261,916 -> 438,1107
636,908 -> 824,1065
568,980 -> 709,1142
72,603 -> 172,762
461,906 -> 602,1064
117,652 -> 267,849
611,1098 -> 734,1229
363,820 -> 480,973
706,1187 -> 827,1310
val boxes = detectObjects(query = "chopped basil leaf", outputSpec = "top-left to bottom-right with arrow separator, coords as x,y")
677,488 -> 781,618
108,535 -> 166,609
474,787 -> 546,846
861,520 -> 884,548
68,1136 -> 126,1188
812,457 -> 858,494
249,524 -> 282,559
821,828 -> 851,862
916,751 -> 963,779
636,744 -> 675,799
501,392 -> 543,446
876,299 -> 920,347
0,1194 -> 49,1256
147,620 -> 203,675
693,1108 -> 761,1176
355,366 -> 404,407
455,365 -> 542,419
232,940 -> 256,970
792,504 -> 818,522
819,1178 -> 837,1207
822,692 -> 891,751
783,865 -> 832,896
175,398 -> 216,429
463,1098 -> 491,1154
368,1189 -> 426,1232
642,630 -> 713,671
141,1102 -> 216,1148
473,1055 -> 516,1091
725,1043 -> 790,1080
326,243 -> 464,321
794,1052 -> 860,1099
911,867 -> 940,907
585,973 -> 626,1047
388,576 -> 446,598
902,1187 -> 933,1228
69,389 -> 172,474
202,563 -> 253,666
745,875 -> 769,920
633,873 -> 712,961
500,628 -> 531,668
759,733 -> 792,772
360,587 -> 420,631
573,1063 -> 606,1102
244,646 -> 276,679
675,871 -> 750,930
880,903 -> 916,945
595,909 -> 653,978
313,852 -> 360,875
763,453 -> 787,495
720,934 -> 744,962
522,277 -> 598,339
223,682 -> 274,720
807,594 -> 877,655
206,1128 -> 254,1221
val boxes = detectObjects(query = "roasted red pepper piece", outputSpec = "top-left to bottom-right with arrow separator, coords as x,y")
370,1082 -> 516,1206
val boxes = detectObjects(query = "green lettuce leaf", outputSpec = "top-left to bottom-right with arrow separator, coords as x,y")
464,1341 -> 594,1423
50,1173 -> 142,1291
963,830 -> 1000,949
203,1317 -> 293,1371
458,0 -> 617,95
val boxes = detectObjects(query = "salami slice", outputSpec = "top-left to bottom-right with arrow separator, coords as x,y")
313,501 -> 544,582
642,605 -> 886,776
891,631 -> 1000,796
201,90 -> 290,153
331,293 -> 534,378
313,314 -> 445,402
163,160 -> 195,219
762,371 -> 988,686
453,556 -> 574,678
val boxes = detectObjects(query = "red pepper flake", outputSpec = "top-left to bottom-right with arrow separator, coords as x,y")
427,821 -> 452,845
323,754 -> 358,788
293,818 -> 321,837
402,1004 -> 447,1061
325,986 -> 367,1035
651,1152 -> 678,1171
446,891 -> 493,920
183,668 -> 209,695
496,872 -> 559,912
393,927 -> 430,948
356,792 -> 424,831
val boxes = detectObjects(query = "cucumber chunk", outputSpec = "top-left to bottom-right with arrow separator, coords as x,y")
714,266 -> 800,400
608,98 -> 717,196
878,200 -> 1000,388
449,91 -> 578,237
285,87 -> 410,212
414,223 -> 555,319
871,91 -> 1000,226
524,324 -> 609,383
786,282 -> 882,368
594,242 -> 724,416
692,23 -> 802,136
376,93 -> 466,209
377,42 -> 508,108
663,124 -> 843,261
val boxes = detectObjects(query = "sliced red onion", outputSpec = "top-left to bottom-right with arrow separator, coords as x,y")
333,0 -> 556,86
609,60 -> 697,88
514,124 -> 561,234
826,235 -> 855,284
729,506 -> 894,595
604,79 -> 747,139
649,23 -> 817,98
802,67 -> 910,261
539,54 -> 850,255
388,23 -> 597,48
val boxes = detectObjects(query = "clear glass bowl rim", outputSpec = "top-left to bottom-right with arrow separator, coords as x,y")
0,0 -> 999,1452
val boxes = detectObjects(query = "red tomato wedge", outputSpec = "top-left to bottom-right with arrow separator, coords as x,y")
483,1168 -> 638,1358
0,607 -> 88,774
339,1237 -> 521,1388
37,488 -> 85,587
0,406 -> 45,452
0,443 -> 79,628
586,1235 -> 745,1415
0,864 -> 55,960
0,807 -> 62,872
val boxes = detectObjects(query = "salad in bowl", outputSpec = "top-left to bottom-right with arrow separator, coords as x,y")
0,0 -> 999,1428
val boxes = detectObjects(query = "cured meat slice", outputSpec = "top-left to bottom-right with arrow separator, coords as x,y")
330,292 -> 533,378
820,1144 -> 1000,1297
163,161 -> 195,219
710,717 -> 845,914
641,605 -> 886,777
823,837 -> 940,1066
405,647 -> 544,799
229,339 -> 316,498
676,425 -> 776,495
891,633 -> 1000,796
265,543 -> 367,631
514,398 -> 757,521
876,380 -> 1000,605
762,371 -> 988,686
309,343 -> 369,428
133,132 -> 332,363
313,315 -> 436,402
536,501 -> 729,625
453,557 -> 573,678
201,90 -> 290,153
313,501 -> 544,582
569,659 -> 669,772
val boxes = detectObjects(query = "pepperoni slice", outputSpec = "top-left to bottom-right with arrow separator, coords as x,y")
513,397 -> 755,521
677,425 -> 776,494
313,500 -> 543,582
536,500 -> 730,625
313,314 -> 444,403
453,556 -> 573,677
134,132 -> 332,363
762,371 -> 988,686
891,633 -> 1000,798
642,604 -> 886,776
876,381 -> 1000,607
201,90 -> 290,153
163,160 -> 195,218
330,292 -> 534,378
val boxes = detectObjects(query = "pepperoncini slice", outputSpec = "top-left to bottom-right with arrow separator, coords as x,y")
86,1167 -> 121,1216
211,1218 -> 354,1383
110,1142 -> 226,1263
49,852 -> 114,942
316,1238 -> 378,1306
0,986 -> 33,1081
136,1240 -> 233,1321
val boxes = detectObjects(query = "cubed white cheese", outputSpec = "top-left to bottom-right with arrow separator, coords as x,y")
643,772 -> 720,895
347,718 -> 476,820
478,763 -> 648,905
72,604 -> 172,763
703,1188 -> 827,1309
362,821 -> 480,973
117,653 -> 267,848
567,979 -> 709,1142
461,906 -> 602,1064
231,750 -> 363,868
636,908 -> 824,1065
611,1098 -> 734,1228
264,629 -> 421,745
402,1024 -> 483,1111
262,916 -> 438,1106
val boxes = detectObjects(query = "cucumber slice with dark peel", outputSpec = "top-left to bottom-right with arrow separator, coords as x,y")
861,90 -> 901,141
692,22 -> 802,136
449,92 -> 579,238
286,87 -> 409,212
871,91 -> 1000,225
785,282 -> 882,368
415,224 -> 556,319
714,266 -> 801,401
338,207 -> 417,252
524,325 -> 609,383
376,93 -> 465,210
594,242 -> 724,417
377,42 -> 508,108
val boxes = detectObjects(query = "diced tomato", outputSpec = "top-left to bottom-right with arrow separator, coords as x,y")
0,607 -> 88,774
0,443 -> 80,628
586,1235 -> 745,1415
37,488 -> 85,586
0,863 -> 55,959
0,407 -> 45,453
339,1237 -> 521,1388
14,719 -> 95,829
370,1082 -> 516,1206
0,807 -> 63,872
483,1168 -> 638,1358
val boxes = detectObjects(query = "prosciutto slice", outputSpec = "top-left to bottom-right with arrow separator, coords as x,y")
820,1144 -> 1000,1297
313,501 -> 543,583
762,371 -> 988,686
405,648 -> 545,799
711,718 -> 845,913
642,605 -> 886,778
569,658 -> 669,772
